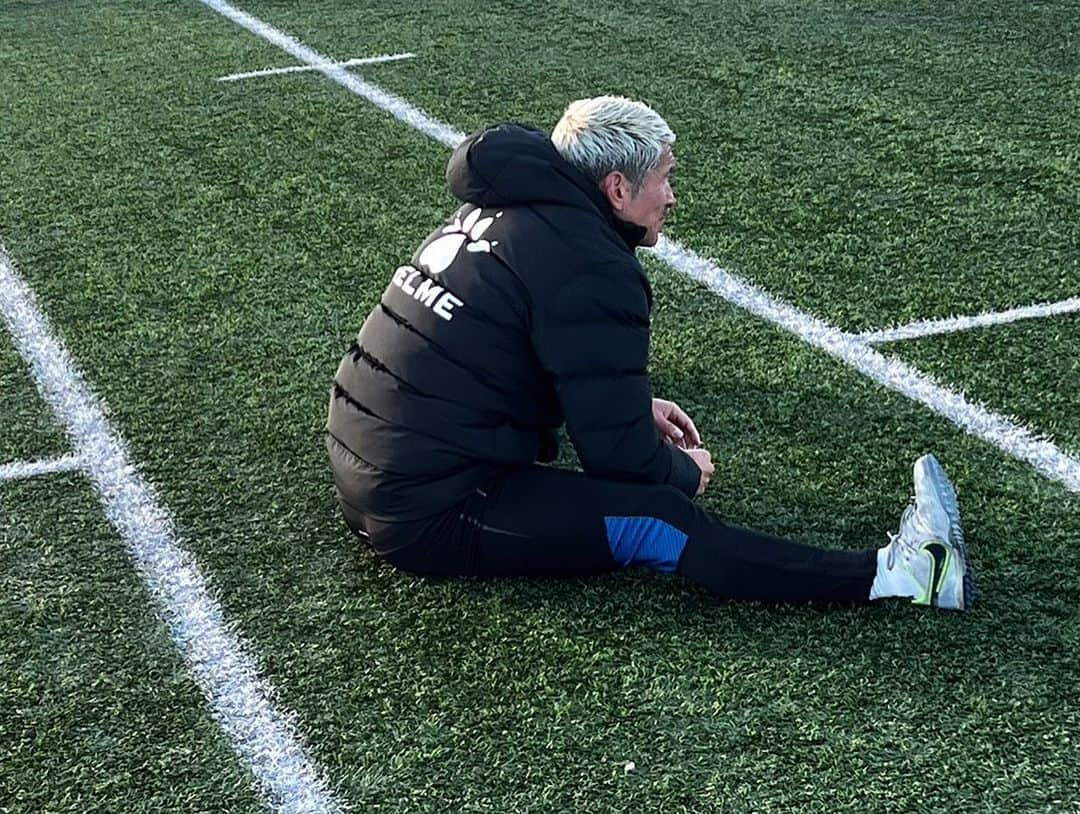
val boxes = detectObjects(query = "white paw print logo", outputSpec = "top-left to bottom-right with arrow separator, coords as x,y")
417,208 -> 503,275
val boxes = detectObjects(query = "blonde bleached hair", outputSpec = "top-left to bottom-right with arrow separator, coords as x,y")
551,95 -> 675,192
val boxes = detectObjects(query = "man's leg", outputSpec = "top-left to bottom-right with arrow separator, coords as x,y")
387,465 -> 876,604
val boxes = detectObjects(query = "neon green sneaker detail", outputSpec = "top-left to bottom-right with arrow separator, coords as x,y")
877,455 -> 974,611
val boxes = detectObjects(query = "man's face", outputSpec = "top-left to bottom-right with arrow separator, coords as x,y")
621,148 -> 676,247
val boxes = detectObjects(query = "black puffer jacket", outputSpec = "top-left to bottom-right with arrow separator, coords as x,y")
327,123 -> 700,522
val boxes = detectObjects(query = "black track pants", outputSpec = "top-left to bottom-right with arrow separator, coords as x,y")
358,466 -> 876,604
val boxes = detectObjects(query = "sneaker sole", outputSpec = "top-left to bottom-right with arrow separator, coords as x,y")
917,454 -> 977,609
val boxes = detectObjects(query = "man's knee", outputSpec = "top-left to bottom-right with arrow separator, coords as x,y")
602,484 -> 699,573
645,483 -> 699,526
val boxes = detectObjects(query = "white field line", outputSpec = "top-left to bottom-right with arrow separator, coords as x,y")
200,0 -> 462,148
217,52 -> 415,83
196,0 -> 1080,495
650,239 -> 1080,492
0,453 -> 83,481
0,245 -> 341,813
859,296 -> 1080,345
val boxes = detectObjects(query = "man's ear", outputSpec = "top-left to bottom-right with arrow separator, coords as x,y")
600,171 -> 632,214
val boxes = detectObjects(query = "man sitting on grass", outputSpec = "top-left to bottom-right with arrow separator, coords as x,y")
327,95 -> 975,610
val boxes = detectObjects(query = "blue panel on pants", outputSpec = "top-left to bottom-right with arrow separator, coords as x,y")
604,516 -> 689,573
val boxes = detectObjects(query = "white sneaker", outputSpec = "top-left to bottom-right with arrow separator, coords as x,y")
870,454 -> 976,610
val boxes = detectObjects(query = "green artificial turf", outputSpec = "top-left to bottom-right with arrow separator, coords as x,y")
0,479 -> 263,814
887,313 -> 1080,454
0,341 -> 68,463
1,0 -> 1077,811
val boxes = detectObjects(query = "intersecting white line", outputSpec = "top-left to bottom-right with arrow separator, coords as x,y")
196,0 -> 1080,494
651,240 -> 1080,491
199,0 -> 461,148
0,244 -> 342,813
859,296 -> 1080,345
216,52 -> 415,83
0,453 -> 83,481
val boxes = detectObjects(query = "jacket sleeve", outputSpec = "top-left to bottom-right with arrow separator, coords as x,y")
531,264 -> 701,498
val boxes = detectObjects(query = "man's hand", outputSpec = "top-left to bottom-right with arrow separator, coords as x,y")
652,398 -> 702,449
684,448 -> 714,497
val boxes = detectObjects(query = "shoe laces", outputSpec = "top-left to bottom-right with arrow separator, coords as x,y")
885,503 -> 918,570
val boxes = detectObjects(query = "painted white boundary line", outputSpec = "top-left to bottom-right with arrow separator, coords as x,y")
200,0 -> 462,148
217,52 -> 415,83
650,239 -> 1080,491
859,296 -> 1080,345
0,453 -> 83,481
195,0 -> 1080,497
0,245 -> 341,813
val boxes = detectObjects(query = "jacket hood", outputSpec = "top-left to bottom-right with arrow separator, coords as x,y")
446,123 -> 647,249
